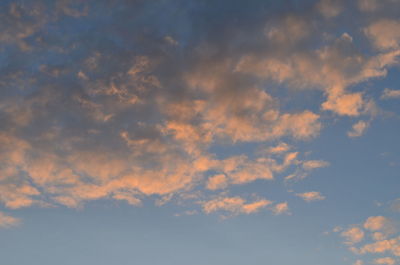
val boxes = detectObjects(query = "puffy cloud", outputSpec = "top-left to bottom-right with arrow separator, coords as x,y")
341,227 -> 365,245
0,212 -> 20,228
374,257 -> 396,265
359,238 -> 400,256
338,215 -> 400,265
272,202 -> 290,215
206,174 -> 228,190
2,0 -> 399,224
236,31 -> 398,117
348,121 -> 369,138
364,216 -> 397,238
382,88 -> 400,99
296,191 -> 326,202
364,216 -> 391,231
322,92 -> 364,117
364,20 -> 400,50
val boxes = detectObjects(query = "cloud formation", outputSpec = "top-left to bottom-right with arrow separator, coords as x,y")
1,0 -> 400,222
337,215 -> 400,265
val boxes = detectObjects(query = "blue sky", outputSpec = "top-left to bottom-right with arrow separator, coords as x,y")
1,1 -> 400,265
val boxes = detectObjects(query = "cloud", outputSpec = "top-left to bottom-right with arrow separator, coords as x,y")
268,142 -> 291,154
364,216 -> 392,231
364,19 -> 400,50
391,199 -> 400,212
235,31 -> 397,117
302,160 -> 330,170
382,88 -> 400,99
316,0 -> 343,18
296,191 -> 326,202
341,227 -> 365,245
374,257 -> 396,265
348,121 -> 369,138
1,0 -> 400,224
359,238 -> 400,256
364,216 -> 397,238
338,215 -> 400,265
202,196 -> 272,216
321,92 -> 364,117
354,260 -> 364,265
272,202 -> 290,215
206,174 -> 228,190
0,212 -> 20,228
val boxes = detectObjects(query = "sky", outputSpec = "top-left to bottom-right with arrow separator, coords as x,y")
0,0 -> 400,264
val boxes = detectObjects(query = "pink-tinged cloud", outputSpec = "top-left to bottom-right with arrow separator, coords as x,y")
272,202 -> 290,215
360,238 -> 400,256
374,257 -> 396,265
364,19 -> 400,50
206,174 -> 228,190
382,88 -> 400,99
202,196 -> 272,216
296,191 -> 326,202
341,227 -> 365,245
348,121 -> 369,138
0,212 -> 20,228
316,0 -> 343,18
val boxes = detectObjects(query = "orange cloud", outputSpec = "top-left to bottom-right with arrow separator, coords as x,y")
206,174 -> 228,190
341,227 -> 365,245
202,196 -> 272,215
0,212 -> 20,228
374,257 -> 396,265
364,19 -> 400,50
348,121 -> 369,138
296,191 -> 326,202
272,202 -> 290,215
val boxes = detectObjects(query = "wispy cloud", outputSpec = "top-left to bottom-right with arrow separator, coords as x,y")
0,212 -> 20,228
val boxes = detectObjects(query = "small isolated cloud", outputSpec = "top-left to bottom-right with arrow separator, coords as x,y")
0,212 -> 21,228
382,88 -> 400,99
341,227 -> 365,245
348,121 -> 369,138
374,257 -> 396,265
272,202 -> 290,215
302,160 -> 330,170
297,191 -> 326,202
